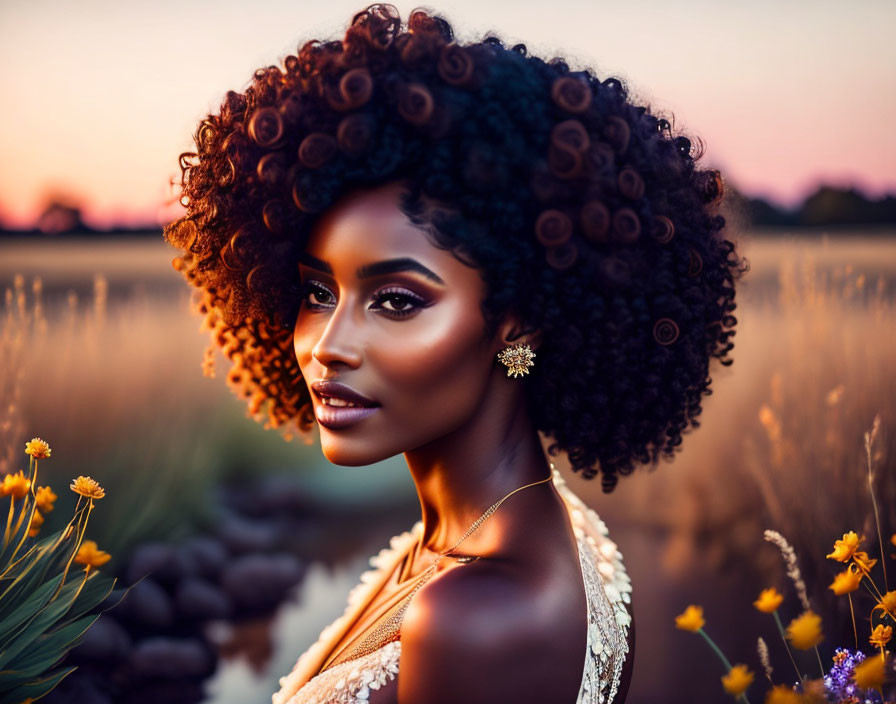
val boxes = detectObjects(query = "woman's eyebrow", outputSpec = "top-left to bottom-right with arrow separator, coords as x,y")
298,252 -> 445,286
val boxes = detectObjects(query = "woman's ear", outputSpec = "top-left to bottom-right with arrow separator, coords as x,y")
496,313 -> 543,353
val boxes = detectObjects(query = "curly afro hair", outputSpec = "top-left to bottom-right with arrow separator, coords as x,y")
164,3 -> 749,492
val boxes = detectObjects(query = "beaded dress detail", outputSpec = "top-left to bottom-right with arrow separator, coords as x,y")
272,464 -> 632,704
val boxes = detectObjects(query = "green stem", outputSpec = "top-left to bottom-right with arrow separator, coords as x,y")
3,496 -> 14,550
867,429 -> 889,593
813,645 -> 825,679
773,611 -> 805,682
59,499 -> 92,589
698,629 -> 754,704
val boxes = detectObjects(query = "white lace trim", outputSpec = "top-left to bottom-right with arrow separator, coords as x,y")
272,464 -> 632,704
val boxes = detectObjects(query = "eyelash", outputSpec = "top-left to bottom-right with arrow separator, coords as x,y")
300,281 -> 427,319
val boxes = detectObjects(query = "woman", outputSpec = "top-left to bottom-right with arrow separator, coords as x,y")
164,5 -> 747,702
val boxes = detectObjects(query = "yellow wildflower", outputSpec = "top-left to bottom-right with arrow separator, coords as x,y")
1,471 -> 31,499
721,664 -> 753,697
873,590 -> 896,620
852,653 -> 886,693
829,565 -> 863,595
869,624 -> 892,649
674,604 -> 705,632
753,587 -> 784,613
28,509 -> 44,537
785,610 -> 824,650
74,540 -> 111,569
891,533 -> 896,559
35,485 -> 57,513
764,684 -> 803,704
853,550 -> 878,575
24,438 -> 51,459
827,531 -> 862,562
70,476 -> 105,500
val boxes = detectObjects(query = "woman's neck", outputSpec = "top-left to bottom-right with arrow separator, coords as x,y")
403,375 -> 553,556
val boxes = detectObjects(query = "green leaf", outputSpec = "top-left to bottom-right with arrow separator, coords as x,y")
13,614 -> 98,679
0,574 -> 64,644
0,575 -> 85,670
53,572 -> 117,629
0,664 -> 76,703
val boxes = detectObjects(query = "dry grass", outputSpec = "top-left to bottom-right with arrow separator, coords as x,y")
2,233 -> 895,699
0,263 -> 324,564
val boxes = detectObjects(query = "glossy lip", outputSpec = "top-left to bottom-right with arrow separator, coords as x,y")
310,379 -> 381,430
310,380 -> 379,407
315,404 -> 380,430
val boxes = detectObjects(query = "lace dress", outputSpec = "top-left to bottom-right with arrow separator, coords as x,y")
272,464 -> 632,704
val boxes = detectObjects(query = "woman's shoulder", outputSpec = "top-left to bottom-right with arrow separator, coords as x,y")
398,551 -> 587,704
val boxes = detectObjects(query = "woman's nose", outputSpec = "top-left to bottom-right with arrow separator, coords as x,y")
309,299 -> 363,370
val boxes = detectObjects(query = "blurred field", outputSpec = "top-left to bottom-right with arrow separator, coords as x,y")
2,230 -> 895,703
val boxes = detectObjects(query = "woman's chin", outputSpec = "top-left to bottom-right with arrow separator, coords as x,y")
318,432 -> 389,467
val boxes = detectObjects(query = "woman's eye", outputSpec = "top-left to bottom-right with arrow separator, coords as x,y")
371,289 -> 426,317
300,282 -> 425,318
301,282 -> 334,307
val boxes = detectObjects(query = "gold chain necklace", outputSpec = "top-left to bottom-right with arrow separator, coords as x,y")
320,471 -> 554,672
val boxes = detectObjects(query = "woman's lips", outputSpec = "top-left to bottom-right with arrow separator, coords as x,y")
315,402 -> 380,430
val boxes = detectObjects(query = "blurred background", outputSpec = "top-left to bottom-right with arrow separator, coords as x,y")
1,0 -> 894,702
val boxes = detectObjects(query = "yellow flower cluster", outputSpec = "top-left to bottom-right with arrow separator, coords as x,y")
785,610 -> 823,650
1,471 -> 31,500
721,664 -> 754,696
70,476 -> 105,500
3,440 -> 109,563
753,588 -> 783,613
853,654 -> 887,693
674,605 -> 705,632
24,438 -> 51,459
826,531 -> 878,576
74,540 -> 111,573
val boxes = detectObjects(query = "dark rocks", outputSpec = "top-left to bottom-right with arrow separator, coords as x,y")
175,578 -> 232,621
180,535 -> 228,581
67,614 -> 132,664
129,636 -> 216,679
126,542 -> 198,586
220,553 -> 305,612
118,578 -> 174,630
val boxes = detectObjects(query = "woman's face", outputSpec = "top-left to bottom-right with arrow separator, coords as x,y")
293,181 -> 501,466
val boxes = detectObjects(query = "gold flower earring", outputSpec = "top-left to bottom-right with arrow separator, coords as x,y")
497,342 -> 536,378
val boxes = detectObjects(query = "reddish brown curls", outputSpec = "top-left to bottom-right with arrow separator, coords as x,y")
262,200 -> 286,235
399,33 -> 436,68
326,68 -> 374,112
580,201 -> 611,245
603,116 -> 631,154
337,113 -> 375,155
438,43 -> 475,86
256,152 -> 287,187
617,167 -> 645,200
650,215 -> 675,243
397,82 -> 435,125
248,107 -> 284,148
298,132 -> 337,169
587,141 -> 615,173
548,143 -> 583,180
535,209 -> 573,247
687,248 -> 703,277
551,119 -> 590,154
545,241 -> 578,270
550,76 -> 592,114
529,161 -> 560,202
612,208 -> 641,244
652,317 -> 680,345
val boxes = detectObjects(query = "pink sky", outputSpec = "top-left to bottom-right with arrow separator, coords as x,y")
1,0 -> 894,229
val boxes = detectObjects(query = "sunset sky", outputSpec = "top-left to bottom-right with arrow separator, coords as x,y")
1,0 -> 894,229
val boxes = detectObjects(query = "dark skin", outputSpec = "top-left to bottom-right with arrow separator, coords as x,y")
293,180 -> 634,703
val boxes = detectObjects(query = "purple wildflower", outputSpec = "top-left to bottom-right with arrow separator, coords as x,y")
824,648 -> 883,703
